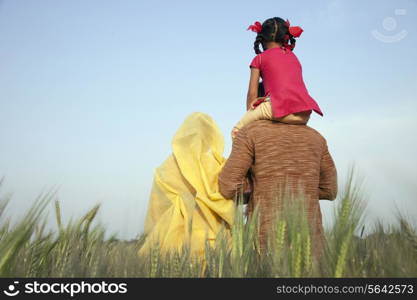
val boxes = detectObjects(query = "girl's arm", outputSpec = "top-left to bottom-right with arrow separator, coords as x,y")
246,67 -> 260,110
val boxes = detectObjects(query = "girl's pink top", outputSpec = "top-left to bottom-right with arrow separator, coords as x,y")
250,47 -> 323,118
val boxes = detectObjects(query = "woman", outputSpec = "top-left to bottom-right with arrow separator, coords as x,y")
138,113 -> 235,257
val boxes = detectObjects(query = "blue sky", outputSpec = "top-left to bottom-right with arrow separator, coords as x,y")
0,0 -> 416,238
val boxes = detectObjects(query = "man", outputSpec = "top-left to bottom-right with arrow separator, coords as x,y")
218,120 -> 337,255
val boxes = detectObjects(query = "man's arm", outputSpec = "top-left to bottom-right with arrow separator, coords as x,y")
218,129 -> 254,199
319,141 -> 338,200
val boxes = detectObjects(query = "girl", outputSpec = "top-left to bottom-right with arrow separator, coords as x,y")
232,17 -> 323,138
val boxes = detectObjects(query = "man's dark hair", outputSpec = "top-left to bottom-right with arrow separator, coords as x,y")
253,17 -> 296,54
258,82 -> 265,97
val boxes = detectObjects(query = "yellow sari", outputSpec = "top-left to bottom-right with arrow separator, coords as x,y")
138,112 -> 235,257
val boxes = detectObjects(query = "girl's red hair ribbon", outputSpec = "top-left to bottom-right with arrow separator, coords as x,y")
285,19 -> 303,38
247,21 -> 262,33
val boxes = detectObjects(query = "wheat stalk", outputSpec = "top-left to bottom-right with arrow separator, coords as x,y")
334,230 -> 352,278
293,232 -> 302,277
303,234 -> 312,275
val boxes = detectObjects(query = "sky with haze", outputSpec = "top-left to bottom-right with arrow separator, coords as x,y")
0,0 -> 416,238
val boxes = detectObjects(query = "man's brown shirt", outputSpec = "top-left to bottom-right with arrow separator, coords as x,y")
219,120 -> 337,254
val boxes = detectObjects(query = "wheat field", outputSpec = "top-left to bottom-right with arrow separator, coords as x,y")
0,173 -> 416,278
